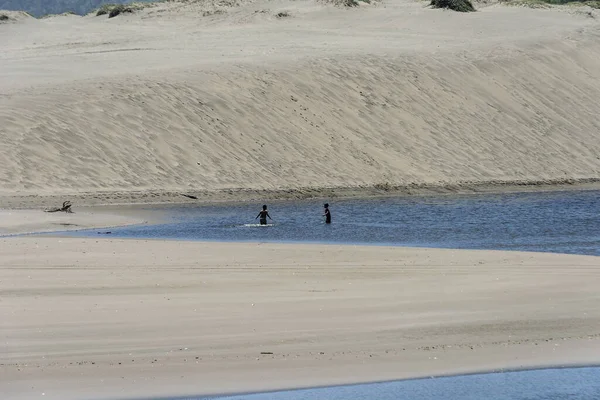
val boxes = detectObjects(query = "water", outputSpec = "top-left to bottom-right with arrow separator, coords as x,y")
74,190 -> 600,256
65,190 -> 600,399
184,367 -> 600,400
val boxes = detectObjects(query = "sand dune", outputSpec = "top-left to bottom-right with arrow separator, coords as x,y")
0,0 -> 599,204
1,238 -> 599,399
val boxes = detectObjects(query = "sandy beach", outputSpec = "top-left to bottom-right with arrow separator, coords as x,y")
1,238 -> 599,400
2,0 -> 600,398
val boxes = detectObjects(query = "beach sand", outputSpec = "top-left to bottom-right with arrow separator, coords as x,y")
1,238 -> 599,400
2,0 -> 600,398
0,209 -> 148,236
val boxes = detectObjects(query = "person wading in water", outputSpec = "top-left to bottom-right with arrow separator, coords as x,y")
256,205 -> 272,225
323,203 -> 331,224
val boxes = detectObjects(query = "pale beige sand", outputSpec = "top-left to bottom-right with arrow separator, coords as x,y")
0,209 -> 147,235
2,2 -> 600,399
1,238 -> 599,399
1,1 -> 600,206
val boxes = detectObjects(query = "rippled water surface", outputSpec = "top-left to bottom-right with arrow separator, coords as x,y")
75,190 -> 600,255
185,367 -> 600,400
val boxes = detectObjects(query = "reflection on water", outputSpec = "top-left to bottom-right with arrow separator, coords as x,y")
185,367 -> 600,400
72,190 -> 600,256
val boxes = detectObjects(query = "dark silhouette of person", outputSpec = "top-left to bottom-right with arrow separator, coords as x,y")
323,203 -> 331,224
256,205 -> 272,225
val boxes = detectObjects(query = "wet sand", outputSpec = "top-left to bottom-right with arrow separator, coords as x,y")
0,209 -> 147,236
2,179 -> 600,210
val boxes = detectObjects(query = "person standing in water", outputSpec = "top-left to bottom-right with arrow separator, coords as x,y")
323,203 -> 331,224
256,205 -> 272,225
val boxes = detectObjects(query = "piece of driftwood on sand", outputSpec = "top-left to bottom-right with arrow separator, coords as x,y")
44,201 -> 73,213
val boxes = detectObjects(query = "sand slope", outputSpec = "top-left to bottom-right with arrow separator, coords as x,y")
1,238 -> 599,399
1,0 -> 600,199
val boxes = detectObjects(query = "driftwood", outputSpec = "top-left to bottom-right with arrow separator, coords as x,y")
45,201 -> 73,213
181,194 -> 198,200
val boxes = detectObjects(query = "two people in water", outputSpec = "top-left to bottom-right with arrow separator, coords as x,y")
255,203 -> 332,225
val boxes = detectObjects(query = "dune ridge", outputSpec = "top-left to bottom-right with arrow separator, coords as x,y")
1,0 -> 600,204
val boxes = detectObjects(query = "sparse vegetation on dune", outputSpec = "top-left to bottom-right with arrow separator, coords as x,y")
95,3 -> 115,15
543,0 -> 600,5
0,0 -> 155,17
563,0 -> 600,7
109,4 -> 133,17
321,0 -> 373,7
0,10 -> 34,21
430,0 -> 476,11
501,0 -> 600,8
95,2 -> 153,17
316,0 -> 376,8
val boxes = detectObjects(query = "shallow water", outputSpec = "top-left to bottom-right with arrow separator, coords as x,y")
73,190 -> 600,256
65,191 -> 600,399
164,367 -> 600,400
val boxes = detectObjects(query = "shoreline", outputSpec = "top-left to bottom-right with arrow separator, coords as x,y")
1,178 -> 599,210
180,364 -> 600,400
6,350 -> 599,400
2,182 -> 597,253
